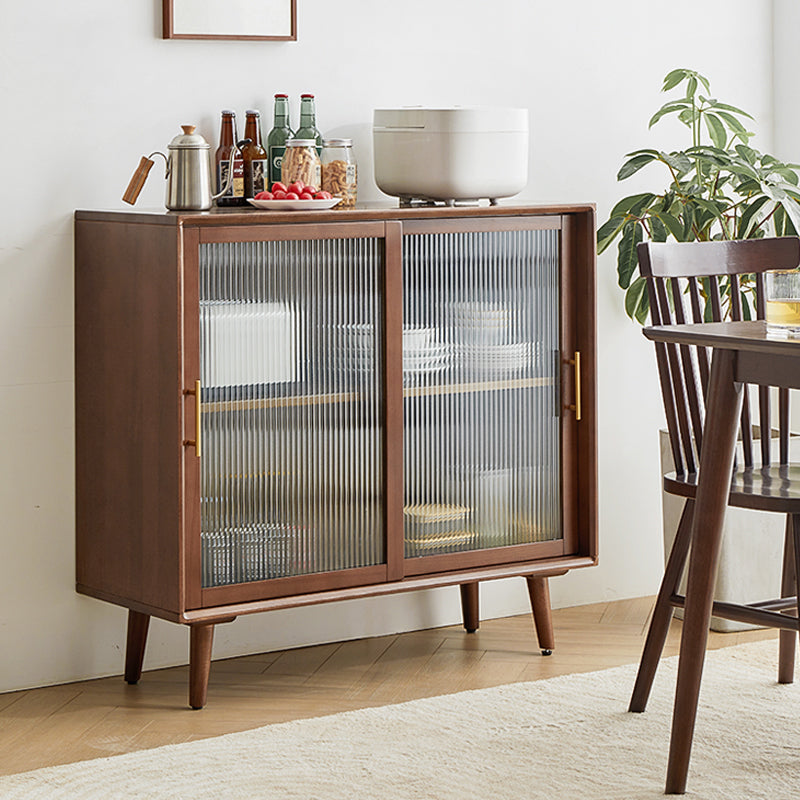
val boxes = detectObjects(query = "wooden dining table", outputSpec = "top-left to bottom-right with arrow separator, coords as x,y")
643,319 -> 800,794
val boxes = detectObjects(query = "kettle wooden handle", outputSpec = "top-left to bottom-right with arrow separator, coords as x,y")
122,156 -> 155,205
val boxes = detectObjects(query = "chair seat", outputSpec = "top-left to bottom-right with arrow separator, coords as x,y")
664,464 -> 800,513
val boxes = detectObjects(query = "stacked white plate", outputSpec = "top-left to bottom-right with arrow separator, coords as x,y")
458,341 -> 536,372
448,302 -> 512,345
332,324 -> 451,375
403,333 -> 452,375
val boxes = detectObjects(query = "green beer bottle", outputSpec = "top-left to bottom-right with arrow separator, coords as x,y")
267,94 -> 294,185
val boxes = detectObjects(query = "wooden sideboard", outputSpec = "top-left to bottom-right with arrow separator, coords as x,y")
74,202 -> 597,707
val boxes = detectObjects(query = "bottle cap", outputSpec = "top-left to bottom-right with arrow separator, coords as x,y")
245,109 -> 261,116
301,93 -> 315,99
274,93 -> 288,98
221,110 -> 235,116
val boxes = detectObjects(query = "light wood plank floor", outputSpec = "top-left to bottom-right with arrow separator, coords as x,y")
0,597 -> 780,777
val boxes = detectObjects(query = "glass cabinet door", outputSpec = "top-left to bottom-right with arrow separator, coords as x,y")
402,227 -> 562,558
198,236 -> 384,588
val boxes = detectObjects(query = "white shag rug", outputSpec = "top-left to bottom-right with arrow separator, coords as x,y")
1,639 -> 798,799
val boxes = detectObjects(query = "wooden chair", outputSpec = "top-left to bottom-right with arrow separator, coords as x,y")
630,237 -> 800,713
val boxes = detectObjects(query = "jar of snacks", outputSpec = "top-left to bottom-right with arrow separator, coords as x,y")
281,139 -> 321,189
321,139 -> 357,208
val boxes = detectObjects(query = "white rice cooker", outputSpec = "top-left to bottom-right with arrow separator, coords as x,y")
372,107 -> 529,205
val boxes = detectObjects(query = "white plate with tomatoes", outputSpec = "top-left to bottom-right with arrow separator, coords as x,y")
247,180 -> 341,210
247,197 -> 342,211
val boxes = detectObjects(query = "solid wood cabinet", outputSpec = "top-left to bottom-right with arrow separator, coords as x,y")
74,203 -> 597,707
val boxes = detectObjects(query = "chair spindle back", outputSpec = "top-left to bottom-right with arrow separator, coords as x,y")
637,238 -> 800,477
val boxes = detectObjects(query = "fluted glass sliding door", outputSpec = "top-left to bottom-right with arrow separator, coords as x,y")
403,227 -> 561,558
198,236 -> 384,588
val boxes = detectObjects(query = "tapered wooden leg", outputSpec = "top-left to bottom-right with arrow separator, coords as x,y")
460,582 -> 480,633
189,624 -> 215,710
526,576 -> 555,655
629,499 -> 694,712
124,610 -> 150,685
778,514 -> 798,684
666,350 -> 742,795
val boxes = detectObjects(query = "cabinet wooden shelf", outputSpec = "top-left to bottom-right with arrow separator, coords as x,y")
75,203 -> 597,708
201,377 -> 554,413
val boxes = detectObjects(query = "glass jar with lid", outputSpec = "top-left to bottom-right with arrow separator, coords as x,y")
281,138 -> 321,190
321,139 -> 357,208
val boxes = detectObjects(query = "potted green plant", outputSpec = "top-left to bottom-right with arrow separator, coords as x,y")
600,69 -> 800,630
598,68 -> 800,322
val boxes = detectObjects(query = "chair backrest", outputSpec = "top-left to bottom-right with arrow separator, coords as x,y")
637,238 -> 800,476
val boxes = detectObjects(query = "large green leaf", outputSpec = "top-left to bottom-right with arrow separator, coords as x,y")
781,202 -> 799,236
736,195 -> 770,238
714,107 -> 754,138
609,192 -> 657,218
708,101 -> 754,120
596,215 -> 626,253
660,151 -> 693,174
662,68 -> 689,91
617,222 -> 643,289
681,203 -> 695,240
779,196 -> 800,236
650,216 -> 668,242
653,210 -> 684,240
617,153 -> 658,180
735,144 -> 758,164
703,113 -> 728,150
625,276 -> 650,323
628,193 -> 657,218
773,167 -> 800,186
648,102 -> 690,128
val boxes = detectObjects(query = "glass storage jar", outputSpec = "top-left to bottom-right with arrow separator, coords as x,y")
321,138 -> 357,208
281,138 -> 321,190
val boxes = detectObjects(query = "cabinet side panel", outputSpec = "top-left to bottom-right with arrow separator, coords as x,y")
563,210 -> 598,561
75,219 -> 183,615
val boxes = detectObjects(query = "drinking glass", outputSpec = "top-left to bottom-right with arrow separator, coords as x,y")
765,269 -> 800,337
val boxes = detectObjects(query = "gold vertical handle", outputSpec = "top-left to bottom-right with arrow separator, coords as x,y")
568,351 -> 581,421
184,380 -> 201,458
194,379 -> 201,458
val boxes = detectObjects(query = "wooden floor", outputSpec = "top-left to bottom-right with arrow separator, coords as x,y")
0,596 -> 780,778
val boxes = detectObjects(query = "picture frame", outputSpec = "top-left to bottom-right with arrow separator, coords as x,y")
163,0 -> 297,41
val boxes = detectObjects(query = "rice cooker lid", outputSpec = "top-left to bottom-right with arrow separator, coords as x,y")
373,107 -> 528,134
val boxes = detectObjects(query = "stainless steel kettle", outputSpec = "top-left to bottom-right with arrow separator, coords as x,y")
123,125 -> 234,210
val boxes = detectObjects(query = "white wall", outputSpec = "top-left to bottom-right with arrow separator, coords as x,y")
0,0 -> 777,692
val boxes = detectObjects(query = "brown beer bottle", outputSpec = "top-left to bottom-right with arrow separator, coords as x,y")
216,110 -> 246,207
242,110 -> 269,198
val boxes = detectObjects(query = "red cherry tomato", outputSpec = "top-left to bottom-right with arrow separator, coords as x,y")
287,181 -> 305,196
315,190 -> 333,200
270,182 -> 287,193
254,190 -> 273,200
273,190 -> 288,200
304,185 -> 318,195
299,192 -> 315,200
285,191 -> 300,200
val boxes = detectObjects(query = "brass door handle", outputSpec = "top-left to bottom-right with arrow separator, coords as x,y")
183,380 -> 201,458
567,351 -> 581,421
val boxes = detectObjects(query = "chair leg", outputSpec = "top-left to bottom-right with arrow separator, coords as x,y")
629,499 -> 694,713
525,576 -> 555,655
779,513 -> 800,684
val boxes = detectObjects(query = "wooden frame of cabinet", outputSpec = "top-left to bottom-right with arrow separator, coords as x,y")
75,203 -> 597,708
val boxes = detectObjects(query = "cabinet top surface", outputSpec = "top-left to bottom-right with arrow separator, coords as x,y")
75,201 -> 596,227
